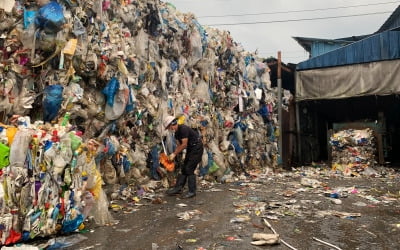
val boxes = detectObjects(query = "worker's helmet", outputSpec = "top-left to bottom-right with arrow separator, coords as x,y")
163,115 -> 177,129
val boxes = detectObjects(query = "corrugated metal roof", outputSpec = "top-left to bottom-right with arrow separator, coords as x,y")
296,30 -> 400,70
311,41 -> 346,57
292,35 -> 367,54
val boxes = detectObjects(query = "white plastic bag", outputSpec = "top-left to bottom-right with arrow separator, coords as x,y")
9,129 -> 32,167
189,29 -> 202,66
193,79 -> 211,103
105,82 -> 129,120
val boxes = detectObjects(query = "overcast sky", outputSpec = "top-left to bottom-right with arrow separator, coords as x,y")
165,0 -> 399,64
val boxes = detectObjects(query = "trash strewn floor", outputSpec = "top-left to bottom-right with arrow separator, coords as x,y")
53,166 -> 400,250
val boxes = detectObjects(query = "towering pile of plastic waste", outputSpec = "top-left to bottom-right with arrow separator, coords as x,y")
0,0 -> 291,245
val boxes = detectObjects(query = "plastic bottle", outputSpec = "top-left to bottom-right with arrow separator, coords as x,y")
61,112 -> 70,127
52,130 -> 59,142
70,155 -> 77,169
32,134 -> 39,149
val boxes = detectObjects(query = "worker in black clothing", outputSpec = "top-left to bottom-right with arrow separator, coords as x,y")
163,115 -> 204,198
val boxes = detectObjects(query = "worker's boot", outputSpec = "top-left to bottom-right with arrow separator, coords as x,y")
166,174 -> 186,195
183,175 -> 196,199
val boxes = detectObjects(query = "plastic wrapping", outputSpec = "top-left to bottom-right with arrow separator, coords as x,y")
104,82 -> 129,120
23,9 -> 37,30
102,77 -> 120,107
9,129 -> 32,168
35,1 -> 66,33
0,143 -> 10,168
89,189 -> 115,226
42,85 -> 64,122
46,234 -> 88,250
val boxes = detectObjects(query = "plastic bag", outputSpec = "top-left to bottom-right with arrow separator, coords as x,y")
46,234 -> 88,250
0,213 -> 12,244
135,29 -> 148,58
208,161 -> 220,174
89,189 -> 115,226
23,8 -> 37,29
104,84 -> 129,120
102,159 -> 117,185
5,127 -> 17,145
86,162 -> 102,199
102,77 -> 119,107
53,154 -> 67,176
61,211 -> 84,233
69,132 -> 82,151
193,79 -> 211,103
81,191 -> 95,219
199,150 -> 211,176
4,229 -> 22,246
60,132 -> 73,161
261,71 -> 271,87
164,133 -> 176,155
35,1 -> 65,33
43,85 -> 64,122
0,143 -> 10,168
9,129 -> 32,168
189,29 -> 202,66
159,152 -> 174,172
246,61 -> 257,81
72,17 -> 86,36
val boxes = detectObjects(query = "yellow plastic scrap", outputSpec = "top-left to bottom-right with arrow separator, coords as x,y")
118,58 -> 129,75
177,115 -> 185,125
6,127 -> 18,145
90,168 -> 102,199
186,239 -> 197,243
40,164 -> 47,172
81,171 -> 88,178
62,39 -> 78,55
2,178 -> 8,203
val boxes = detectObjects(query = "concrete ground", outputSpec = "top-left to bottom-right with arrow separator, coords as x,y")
39,167 -> 400,250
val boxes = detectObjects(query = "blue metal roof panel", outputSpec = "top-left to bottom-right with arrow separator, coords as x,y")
389,31 -> 400,58
344,45 -> 354,63
296,30 -> 400,70
311,42 -> 344,57
380,33 -> 390,60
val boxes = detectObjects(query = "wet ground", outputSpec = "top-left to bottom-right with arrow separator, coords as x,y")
52,167 -> 400,250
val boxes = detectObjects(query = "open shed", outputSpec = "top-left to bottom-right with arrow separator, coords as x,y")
295,6 -> 400,166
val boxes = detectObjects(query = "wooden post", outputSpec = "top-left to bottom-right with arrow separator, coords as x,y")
277,52 -> 283,166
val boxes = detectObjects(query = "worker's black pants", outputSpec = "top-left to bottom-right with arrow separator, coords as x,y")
176,144 -> 203,193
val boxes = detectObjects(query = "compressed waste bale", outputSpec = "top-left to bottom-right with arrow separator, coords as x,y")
330,128 -> 377,175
